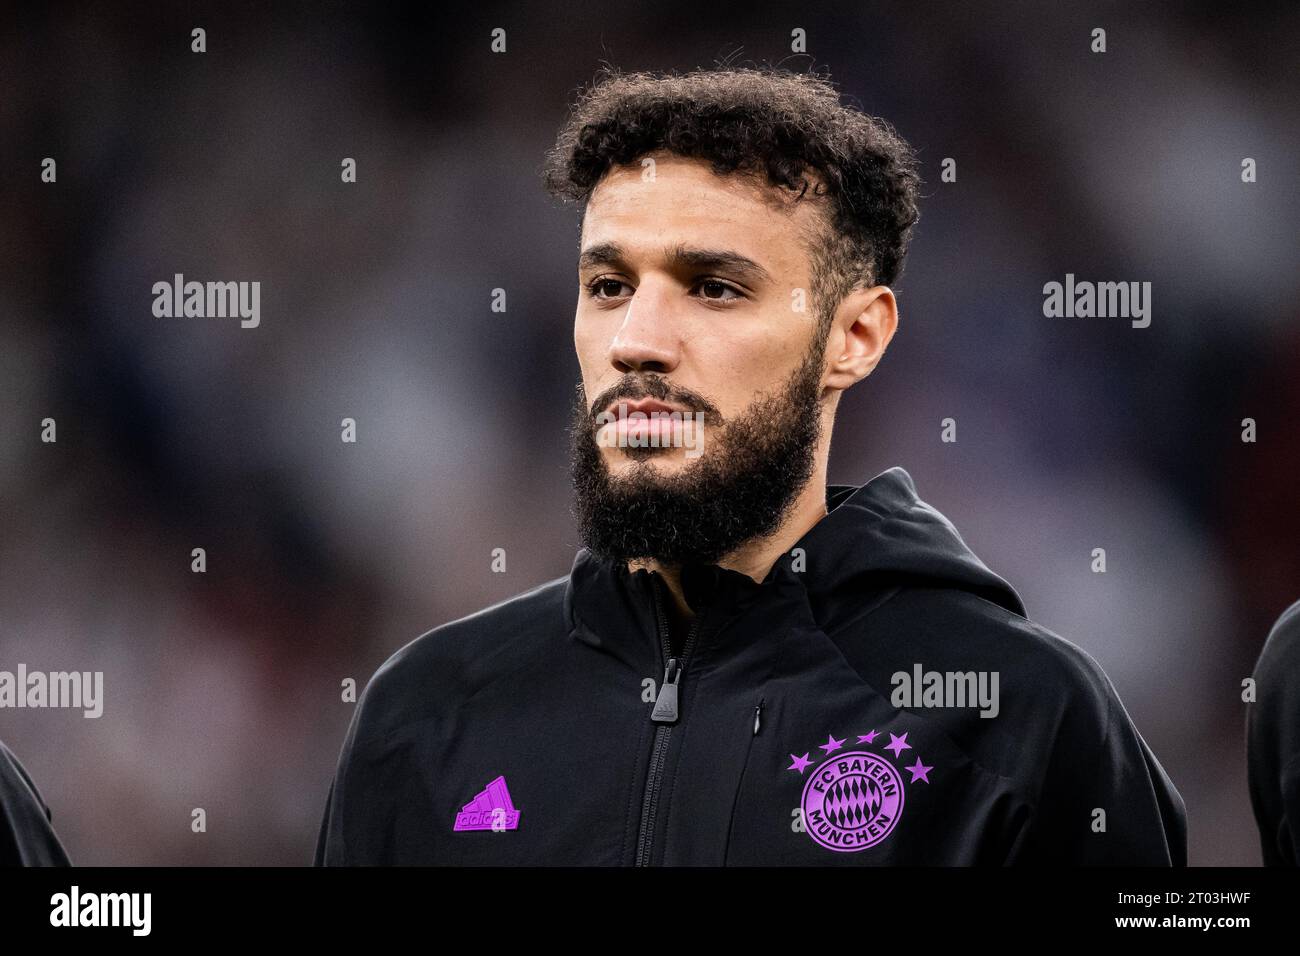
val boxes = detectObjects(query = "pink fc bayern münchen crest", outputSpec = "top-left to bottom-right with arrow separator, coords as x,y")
801,750 -> 904,852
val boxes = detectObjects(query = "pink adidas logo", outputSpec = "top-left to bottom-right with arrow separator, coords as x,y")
453,775 -> 521,831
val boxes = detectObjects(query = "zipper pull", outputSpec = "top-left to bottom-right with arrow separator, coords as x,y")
753,698 -> 765,736
651,658 -> 682,723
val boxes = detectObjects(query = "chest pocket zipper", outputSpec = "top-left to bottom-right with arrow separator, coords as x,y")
722,695 -> 765,864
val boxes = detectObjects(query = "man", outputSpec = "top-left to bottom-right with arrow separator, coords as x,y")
316,66 -> 1186,865
0,740 -> 71,866
1247,598 -> 1300,865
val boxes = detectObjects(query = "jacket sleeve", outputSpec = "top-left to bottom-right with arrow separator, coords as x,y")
1008,656 -> 1187,866
313,650 -> 437,866
313,779 -> 340,866
0,741 -> 72,867
314,700 -> 366,867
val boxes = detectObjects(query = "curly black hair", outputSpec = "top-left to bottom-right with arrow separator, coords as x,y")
542,64 -> 922,331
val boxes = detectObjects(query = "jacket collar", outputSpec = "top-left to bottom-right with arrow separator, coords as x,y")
562,466 -> 1025,655
563,481 -> 865,657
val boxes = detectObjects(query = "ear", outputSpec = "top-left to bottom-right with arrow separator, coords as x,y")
823,286 -> 898,393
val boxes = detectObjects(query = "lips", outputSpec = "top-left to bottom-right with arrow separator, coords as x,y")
603,397 -> 690,418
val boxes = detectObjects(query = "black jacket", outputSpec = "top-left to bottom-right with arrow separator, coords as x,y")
315,467 -> 1186,865
1247,598 -> 1300,865
0,741 -> 71,866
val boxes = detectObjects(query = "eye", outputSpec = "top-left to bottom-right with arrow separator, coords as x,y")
584,277 -> 632,300
583,276 -> 745,303
694,279 -> 744,302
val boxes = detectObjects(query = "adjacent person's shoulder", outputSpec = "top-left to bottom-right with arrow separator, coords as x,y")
1256,599 -> 1300,680
1248,599 -> 1300,864
0,740 -> 73,866
1249,597 -> 1300,773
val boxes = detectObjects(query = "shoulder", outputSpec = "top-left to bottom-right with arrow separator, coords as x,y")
838,585 -> 1127,791
350,574 -> 569,746
858,585 -> 1120,726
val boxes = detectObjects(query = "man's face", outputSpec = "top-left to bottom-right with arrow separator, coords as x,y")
569,152 -> 833,566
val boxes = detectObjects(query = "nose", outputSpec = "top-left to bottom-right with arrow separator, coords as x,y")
607,282 -> 681,375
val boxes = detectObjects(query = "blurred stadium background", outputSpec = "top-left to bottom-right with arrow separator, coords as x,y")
1,1 -> 1297,864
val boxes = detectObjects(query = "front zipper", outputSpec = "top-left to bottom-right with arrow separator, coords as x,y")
635,575 -> 707,866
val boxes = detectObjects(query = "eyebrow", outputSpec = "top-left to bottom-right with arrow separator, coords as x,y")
577,241 -> 773,285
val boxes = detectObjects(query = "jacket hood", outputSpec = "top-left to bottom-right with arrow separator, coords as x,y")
799,466 -> 1025,624
565,466 -> 1025,647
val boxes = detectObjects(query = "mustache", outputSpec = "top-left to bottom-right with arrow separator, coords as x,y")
586,374 -> 723,425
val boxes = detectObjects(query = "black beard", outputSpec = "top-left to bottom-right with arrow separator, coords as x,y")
569,338 -> 826,567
